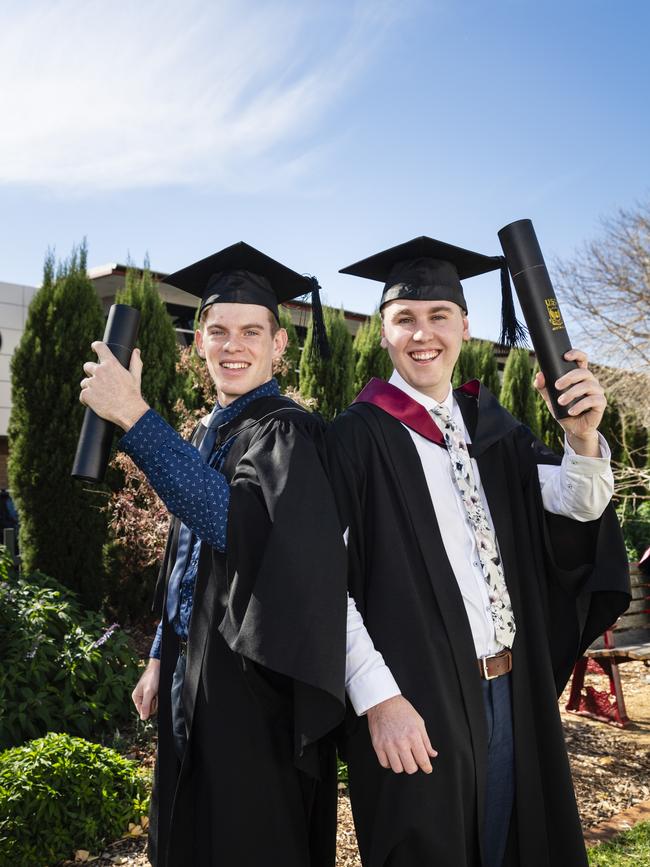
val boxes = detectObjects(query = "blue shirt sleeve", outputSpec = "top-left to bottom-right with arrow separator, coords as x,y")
119,409 -> 229,551
150,621 -> 163,659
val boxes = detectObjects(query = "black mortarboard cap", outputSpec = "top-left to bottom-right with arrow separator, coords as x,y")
340,236 -> 526,347
164,241 -> 330,355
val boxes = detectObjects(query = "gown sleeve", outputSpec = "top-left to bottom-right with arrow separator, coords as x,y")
515,426 -> 630,691
216,415 -> 348,772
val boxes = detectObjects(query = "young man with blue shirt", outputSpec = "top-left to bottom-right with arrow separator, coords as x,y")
80,243 -> 347,867
326,236 -> 629,867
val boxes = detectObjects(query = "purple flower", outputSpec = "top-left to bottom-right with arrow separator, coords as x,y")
91,623 -> 120,649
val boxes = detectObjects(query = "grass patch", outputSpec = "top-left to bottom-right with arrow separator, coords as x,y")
588,822 -> 650,866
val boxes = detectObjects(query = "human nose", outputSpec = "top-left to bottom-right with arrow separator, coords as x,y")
223,335 -> 243,352
412,324 -> 433,342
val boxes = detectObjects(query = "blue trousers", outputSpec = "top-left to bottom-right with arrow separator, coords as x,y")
481,673 -> 514,867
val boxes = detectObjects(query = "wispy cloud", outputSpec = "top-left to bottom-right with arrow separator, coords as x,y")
0,0 -> 402,194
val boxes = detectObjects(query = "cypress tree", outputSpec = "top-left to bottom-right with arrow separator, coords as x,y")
115,259 -> 179,423
452,339 -> 500,398
452,341 -> 479,389
532,363 -> 563,452
353,313 -> 392,395
299,306 -> 354,419
8,243 -> 108,607
475,340 -> 500,398
500,348 -> 539,435
274,306 -> 301,391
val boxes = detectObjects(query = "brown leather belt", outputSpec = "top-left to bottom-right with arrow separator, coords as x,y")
478,649 -> 512,680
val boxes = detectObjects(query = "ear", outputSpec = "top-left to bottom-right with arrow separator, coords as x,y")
461,315 -> 470,342
380,319 -> 388,349
194,327 -> 206,358
273,327 -> 288,358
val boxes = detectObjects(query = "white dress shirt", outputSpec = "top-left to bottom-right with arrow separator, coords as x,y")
344,370 -> 614,715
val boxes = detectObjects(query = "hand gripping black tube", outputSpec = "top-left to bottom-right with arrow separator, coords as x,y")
71,304 -> 141,483
498,219 -> 578,420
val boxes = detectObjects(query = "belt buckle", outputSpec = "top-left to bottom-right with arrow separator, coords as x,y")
480,654 -> 499,681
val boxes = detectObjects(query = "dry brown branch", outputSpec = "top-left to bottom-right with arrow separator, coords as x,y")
554,201 -> 650,425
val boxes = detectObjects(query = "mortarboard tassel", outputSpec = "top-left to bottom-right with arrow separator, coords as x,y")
306,276 -> 331,359
498,259 -> 527,348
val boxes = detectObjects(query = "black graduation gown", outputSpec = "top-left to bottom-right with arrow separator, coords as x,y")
148,395 -> 347,867
325,380 -> 630,867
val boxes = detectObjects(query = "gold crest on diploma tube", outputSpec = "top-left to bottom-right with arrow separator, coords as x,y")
544,297 -> 565,331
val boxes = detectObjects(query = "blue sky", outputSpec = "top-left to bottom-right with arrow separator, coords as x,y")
1,0 -> 648,347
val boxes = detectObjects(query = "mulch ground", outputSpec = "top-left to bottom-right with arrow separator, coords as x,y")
61,661 -> 650,866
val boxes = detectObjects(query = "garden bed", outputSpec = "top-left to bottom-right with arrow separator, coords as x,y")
58,661 -> 650,866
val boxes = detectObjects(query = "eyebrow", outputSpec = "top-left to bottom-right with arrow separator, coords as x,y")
390,305 -> 452,318
208,322 -> 266,331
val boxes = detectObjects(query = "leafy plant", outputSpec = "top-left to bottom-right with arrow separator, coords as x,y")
353,313 -> 392,395
8,244 -> 108,608
274,307 -> 301,391
116,259 -> 181,423
103,451 -> 169,623
452,338 -> 500,398
500,347 -> 539,435
616,501 -> 650,562
0,549 -> 140,749
175,343 -> 217,414
0,732 -> 149,867
300,306 -> 354,420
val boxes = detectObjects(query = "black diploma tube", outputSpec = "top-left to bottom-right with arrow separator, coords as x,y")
71,304 -> 140,483
498,219 -> 578,420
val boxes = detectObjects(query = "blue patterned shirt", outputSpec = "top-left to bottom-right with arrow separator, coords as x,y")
119,378 -> 281,658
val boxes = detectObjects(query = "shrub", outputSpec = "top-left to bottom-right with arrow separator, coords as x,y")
452,339 -> 500,398
175,343 -> 217,414
0,549 -> 140,749
274,307 -> 301,391
0,732 -> 149,867
300,306 -> 354,420
115,260 -> 180,423
8,244 -> 108,608
103,452 -> 169,624
616,501 -> 650,562
500,347 -> 539,435
353,313 -> 392,395
532,362 -> 563,454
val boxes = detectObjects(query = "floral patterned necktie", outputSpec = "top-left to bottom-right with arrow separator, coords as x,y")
431,402 -> 516,649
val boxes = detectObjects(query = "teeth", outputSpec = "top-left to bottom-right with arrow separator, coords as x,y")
410,350 -> 440,361
221,362 -> 249,369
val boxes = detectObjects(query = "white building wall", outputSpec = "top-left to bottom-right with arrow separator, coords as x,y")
0,281 -> 38,437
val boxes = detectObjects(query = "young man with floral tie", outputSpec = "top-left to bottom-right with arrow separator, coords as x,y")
327,236 -> 629,867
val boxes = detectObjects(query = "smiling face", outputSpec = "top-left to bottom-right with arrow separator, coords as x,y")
381,299 -> 470,402
194,302 -> 287,406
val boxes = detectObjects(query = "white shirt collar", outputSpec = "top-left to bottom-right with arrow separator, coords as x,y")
388,369 -> 455,414
388,369 -> 471,440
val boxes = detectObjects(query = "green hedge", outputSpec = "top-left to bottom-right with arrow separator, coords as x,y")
0,548 -> 141,749
0,732 -> 149,867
